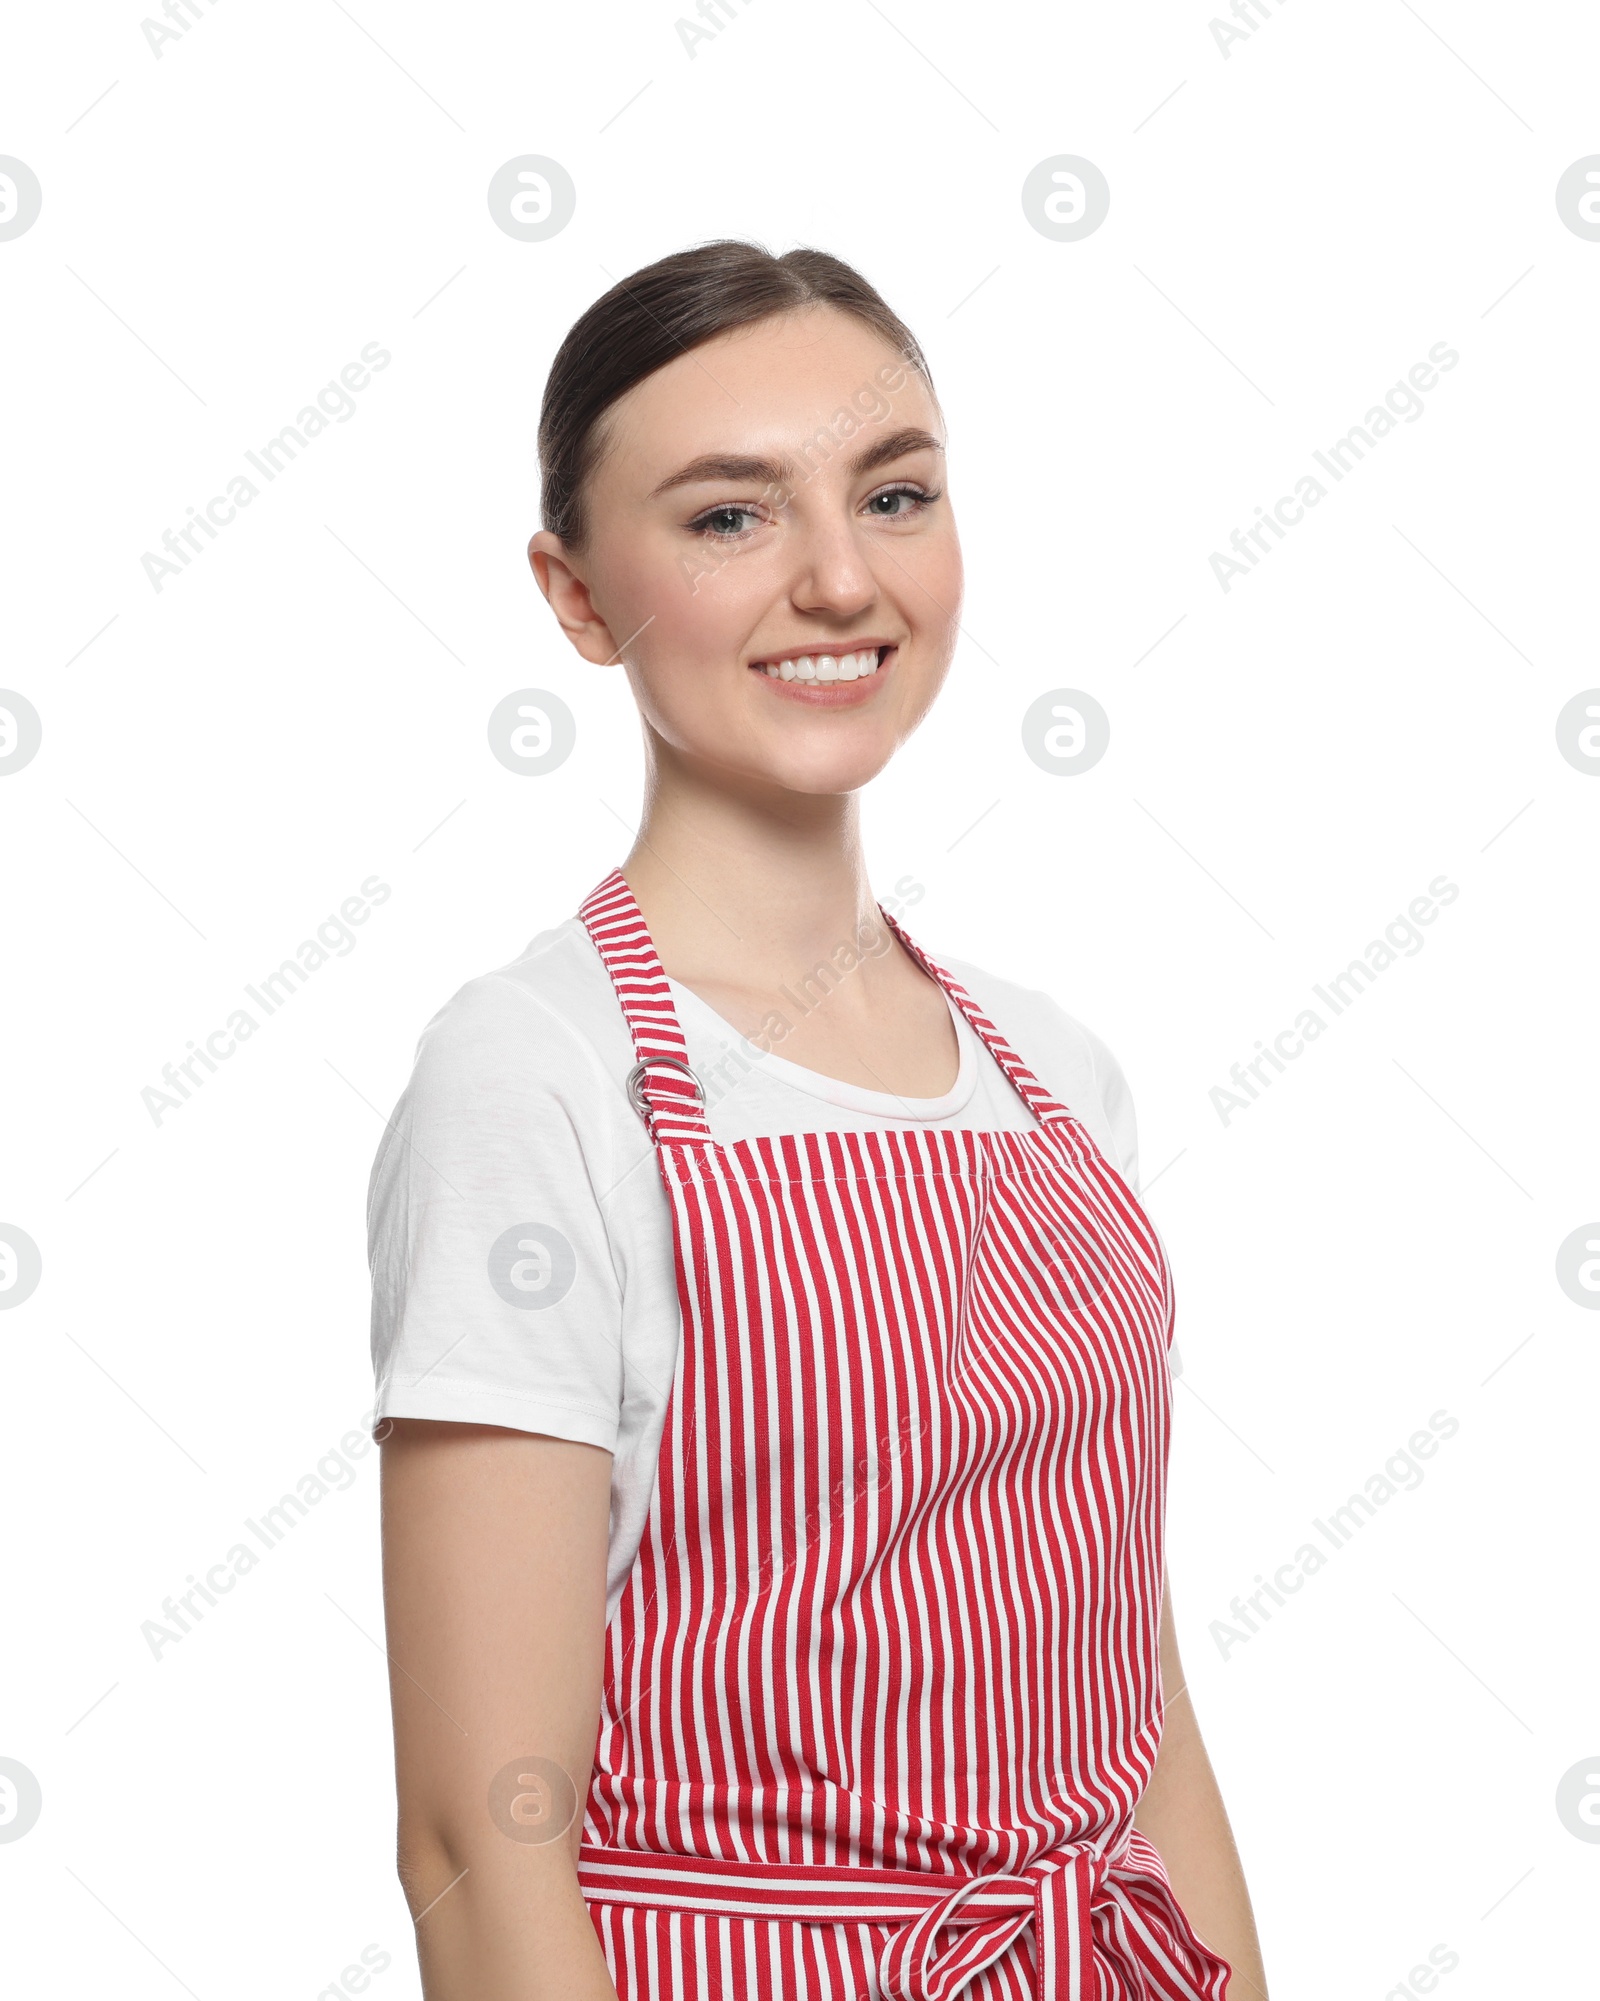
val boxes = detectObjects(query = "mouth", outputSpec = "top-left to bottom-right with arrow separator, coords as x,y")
746,641 -> 896,704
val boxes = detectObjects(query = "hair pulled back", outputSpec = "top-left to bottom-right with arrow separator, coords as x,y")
537,239 -> 931,549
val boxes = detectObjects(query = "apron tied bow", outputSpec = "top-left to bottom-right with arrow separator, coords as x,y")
877,1842 -> 1114,2001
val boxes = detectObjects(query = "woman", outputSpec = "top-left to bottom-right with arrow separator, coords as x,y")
370,240 -> 1269,1999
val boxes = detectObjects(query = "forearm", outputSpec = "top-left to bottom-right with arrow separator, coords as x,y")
402,1833 -> 618,2001
1133,1687 -> 1268,1998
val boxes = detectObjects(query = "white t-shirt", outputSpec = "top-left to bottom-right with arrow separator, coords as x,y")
367,915 -> 1142,1628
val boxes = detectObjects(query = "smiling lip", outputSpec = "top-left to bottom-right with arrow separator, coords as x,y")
748,644 -> 892,708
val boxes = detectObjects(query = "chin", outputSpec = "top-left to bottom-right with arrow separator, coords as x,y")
757,743 -> 899,795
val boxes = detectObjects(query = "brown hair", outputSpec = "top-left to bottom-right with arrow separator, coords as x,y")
537,239 -> 932,549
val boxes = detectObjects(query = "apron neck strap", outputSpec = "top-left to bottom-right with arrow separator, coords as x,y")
579,869 -> 714,1145
579,868 -> 1079,1141
877,906 -> 1079,1129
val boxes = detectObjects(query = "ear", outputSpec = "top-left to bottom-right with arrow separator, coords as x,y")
527,530 -> 622,666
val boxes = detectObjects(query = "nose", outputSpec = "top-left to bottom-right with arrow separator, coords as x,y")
786,506 -> 879,621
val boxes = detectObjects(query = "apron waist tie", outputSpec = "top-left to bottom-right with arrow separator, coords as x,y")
577,1836 -> 1134,1999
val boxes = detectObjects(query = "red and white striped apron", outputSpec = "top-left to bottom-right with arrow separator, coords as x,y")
575,870 -> 1233,2000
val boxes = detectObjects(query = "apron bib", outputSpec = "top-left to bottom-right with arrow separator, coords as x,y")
575,870 -> 1232,2000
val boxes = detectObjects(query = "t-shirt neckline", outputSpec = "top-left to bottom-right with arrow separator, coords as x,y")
665,977 -> 980,1122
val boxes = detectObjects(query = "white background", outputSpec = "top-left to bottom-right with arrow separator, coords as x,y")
2,1 -> 1597,1995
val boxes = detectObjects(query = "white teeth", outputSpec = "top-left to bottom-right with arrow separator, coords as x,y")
755,647 -> 885,681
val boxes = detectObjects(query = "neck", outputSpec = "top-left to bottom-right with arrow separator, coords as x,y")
620,741 -> 882,995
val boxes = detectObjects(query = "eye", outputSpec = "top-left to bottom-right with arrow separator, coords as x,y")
862,482 -> 941,520
688,503 -> 767,541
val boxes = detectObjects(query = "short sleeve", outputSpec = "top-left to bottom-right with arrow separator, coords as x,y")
367,972 -> 627,1450
1081,1022 -> 1140,1194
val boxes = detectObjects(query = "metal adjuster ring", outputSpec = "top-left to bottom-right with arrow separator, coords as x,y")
625,1055 -> 706,1123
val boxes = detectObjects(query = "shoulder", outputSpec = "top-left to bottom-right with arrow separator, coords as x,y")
933,950 -> 1142,1189
401,917 -> 631,1107
368,916 -> 646,1222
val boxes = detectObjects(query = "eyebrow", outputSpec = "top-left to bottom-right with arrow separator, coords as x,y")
647,426 -> 944,499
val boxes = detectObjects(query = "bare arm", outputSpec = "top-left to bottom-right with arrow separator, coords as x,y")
1133,1578 -> 1270,1998
380,1418 -> 619,2000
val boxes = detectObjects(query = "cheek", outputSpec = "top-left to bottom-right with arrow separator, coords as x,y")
593,529 -> 750,663
901,523 -> 963,636
648,545 -> 769,660
614,547 -> 770,737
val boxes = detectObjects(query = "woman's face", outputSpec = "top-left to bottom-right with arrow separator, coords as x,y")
529,305 -> 963,797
